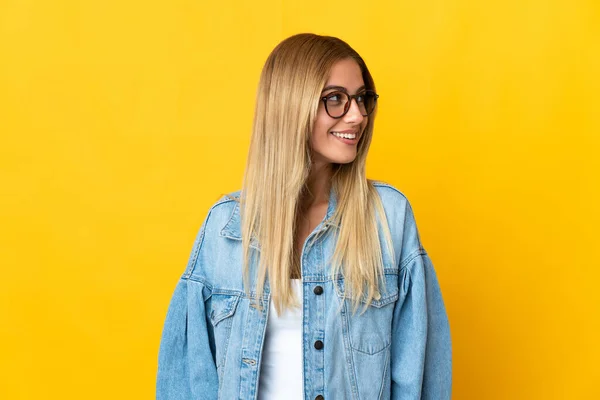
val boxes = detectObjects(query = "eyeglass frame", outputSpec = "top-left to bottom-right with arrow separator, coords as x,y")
320,89 -> 379,119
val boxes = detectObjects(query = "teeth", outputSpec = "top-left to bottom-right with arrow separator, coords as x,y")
331,132 -> 356,139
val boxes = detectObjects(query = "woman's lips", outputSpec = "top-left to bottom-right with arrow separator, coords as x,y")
330,131 -> 359,144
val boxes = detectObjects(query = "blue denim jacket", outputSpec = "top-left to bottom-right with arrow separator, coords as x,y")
157,182 -> 451,400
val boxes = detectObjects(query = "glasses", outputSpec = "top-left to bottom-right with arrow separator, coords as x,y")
320,90 -> 379,119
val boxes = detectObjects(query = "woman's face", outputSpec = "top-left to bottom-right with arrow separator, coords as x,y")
310,58 -> 368,167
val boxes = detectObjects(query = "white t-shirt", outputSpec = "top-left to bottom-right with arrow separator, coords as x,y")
257,279 -> 303,399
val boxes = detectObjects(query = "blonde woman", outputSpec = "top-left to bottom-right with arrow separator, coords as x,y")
157,33 -> 451,400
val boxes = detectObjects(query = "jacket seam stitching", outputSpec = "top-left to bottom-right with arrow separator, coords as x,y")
377,347 -> 391,400
371,181 -> 409,200
187,275 -> 212,290
399,247 -> 426,270
183,195 -> 238,280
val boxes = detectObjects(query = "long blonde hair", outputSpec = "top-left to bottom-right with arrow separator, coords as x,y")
240,33 -> 395,313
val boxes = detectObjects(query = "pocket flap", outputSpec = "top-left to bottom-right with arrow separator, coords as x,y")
336,273 -> 399,308
209,294 -> 241,326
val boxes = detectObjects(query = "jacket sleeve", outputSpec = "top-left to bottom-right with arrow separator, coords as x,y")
390,249 -> 452,400
156,223 -> 218,399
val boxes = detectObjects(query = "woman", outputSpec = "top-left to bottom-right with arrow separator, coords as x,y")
157,33 -> 451,400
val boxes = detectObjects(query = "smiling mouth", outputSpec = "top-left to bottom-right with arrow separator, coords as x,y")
330,131 -> 358,140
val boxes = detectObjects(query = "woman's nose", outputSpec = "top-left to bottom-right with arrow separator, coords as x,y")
344,98 -> 364,124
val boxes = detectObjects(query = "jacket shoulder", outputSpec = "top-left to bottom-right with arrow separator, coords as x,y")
371,180 -> 424,264
199,190 -> 241,234
214,190 -> 241,206
183,190 -> 241,280
371,180 -> 411,209
204,190 -> 240,216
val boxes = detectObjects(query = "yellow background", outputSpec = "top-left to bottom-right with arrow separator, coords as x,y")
1,0 -> 599,398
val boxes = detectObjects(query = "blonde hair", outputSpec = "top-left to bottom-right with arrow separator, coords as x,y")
240,33 -> 395,313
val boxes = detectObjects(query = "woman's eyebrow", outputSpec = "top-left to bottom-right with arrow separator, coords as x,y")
322,85 -> 366,93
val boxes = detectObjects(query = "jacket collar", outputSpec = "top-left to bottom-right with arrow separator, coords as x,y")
219,186 -> 339,249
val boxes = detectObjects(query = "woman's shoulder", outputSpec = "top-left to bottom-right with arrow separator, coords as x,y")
370,180 -> 411,210
206,190 -> 241,211
369,180 -> 424,259
217,189 -> 242,203
198,190 -> 242,233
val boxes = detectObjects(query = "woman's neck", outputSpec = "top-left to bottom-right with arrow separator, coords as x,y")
300,162 -> 333,210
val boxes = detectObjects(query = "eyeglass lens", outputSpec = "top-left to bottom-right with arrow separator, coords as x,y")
323,91 -> 377,118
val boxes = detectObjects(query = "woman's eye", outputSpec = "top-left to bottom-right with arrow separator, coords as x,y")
326,92 -> 344,103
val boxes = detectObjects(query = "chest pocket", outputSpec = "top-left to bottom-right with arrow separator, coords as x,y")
208,293 -> 241,368
335,272 -> 399,355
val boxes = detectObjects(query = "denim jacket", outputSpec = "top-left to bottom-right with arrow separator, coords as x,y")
156,182 -> 452,400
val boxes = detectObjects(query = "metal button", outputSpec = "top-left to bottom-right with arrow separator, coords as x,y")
313,285 -> 323,295
315,395 -> 324,400
314,340 -> 324,350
